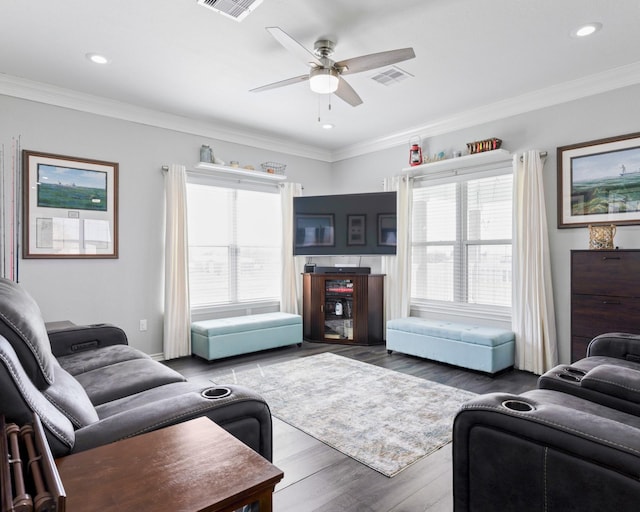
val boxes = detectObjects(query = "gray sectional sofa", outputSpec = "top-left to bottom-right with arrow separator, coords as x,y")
453,332 -> 640,510
0,277 -> 272,460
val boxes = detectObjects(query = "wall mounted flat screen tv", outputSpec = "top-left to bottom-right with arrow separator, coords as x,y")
293,191 -> 397,256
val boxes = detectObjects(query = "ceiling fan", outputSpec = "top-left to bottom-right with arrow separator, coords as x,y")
250,27 -> 416,107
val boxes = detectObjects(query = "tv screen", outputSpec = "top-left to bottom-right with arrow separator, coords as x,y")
293,192 -> 397,256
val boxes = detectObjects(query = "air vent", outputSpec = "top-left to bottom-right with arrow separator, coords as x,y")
370,66 -> 414,86
197,0 -> 264,22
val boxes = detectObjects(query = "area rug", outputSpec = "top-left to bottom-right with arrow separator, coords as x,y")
211,353 -> 476,477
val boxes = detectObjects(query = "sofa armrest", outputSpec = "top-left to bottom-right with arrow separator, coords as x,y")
586,332 -> 640,361
47,324 -> 129,357
581,364 -> 640,404
73,384 -> 272,460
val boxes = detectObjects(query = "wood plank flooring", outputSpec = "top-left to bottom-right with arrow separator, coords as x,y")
164,342 -> 538,512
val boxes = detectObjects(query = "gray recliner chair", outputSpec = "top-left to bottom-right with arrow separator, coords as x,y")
453,388 -> 640,511
453,332 -> 640,511
0,277 -> 272,460
538,332 -> 640,415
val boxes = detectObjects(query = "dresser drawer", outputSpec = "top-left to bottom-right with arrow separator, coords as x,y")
571,250 -> 640,297
571,294 -> 640,338
571,336 -> 592,362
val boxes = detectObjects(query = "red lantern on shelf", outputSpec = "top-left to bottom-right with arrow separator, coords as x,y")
409,143 -> 422,166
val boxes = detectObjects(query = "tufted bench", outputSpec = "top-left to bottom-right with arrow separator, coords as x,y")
386,317 -> 515,374
191,312 -> 302,361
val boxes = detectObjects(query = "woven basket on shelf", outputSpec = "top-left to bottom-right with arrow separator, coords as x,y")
261,162 -> 286,174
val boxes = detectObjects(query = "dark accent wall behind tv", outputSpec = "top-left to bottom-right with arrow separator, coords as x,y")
293,192 -> 397,256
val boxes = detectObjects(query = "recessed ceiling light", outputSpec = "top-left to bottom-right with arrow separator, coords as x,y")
571,22 -> 602,38
86,53 -> 110,64
321,123 -> 334,130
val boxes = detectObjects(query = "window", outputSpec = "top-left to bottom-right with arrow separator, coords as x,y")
187,181 -> 282,308
411,169 -> 513,313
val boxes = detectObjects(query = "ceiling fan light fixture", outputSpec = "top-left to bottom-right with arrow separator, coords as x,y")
309,68 -> 339,94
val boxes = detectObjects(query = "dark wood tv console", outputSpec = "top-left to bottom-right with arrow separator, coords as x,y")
302,272 -> 384,345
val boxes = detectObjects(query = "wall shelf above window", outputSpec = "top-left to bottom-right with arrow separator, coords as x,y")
402,149 -> 512,176
194,162 -> 288,181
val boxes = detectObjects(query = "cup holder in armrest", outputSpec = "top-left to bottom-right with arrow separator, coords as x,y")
552,366 -> 587,383
201,387 -> 232,399
557,372 -> 582,382
502,400 -> 535,412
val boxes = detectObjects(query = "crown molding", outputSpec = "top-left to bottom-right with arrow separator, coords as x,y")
3,61 -> 640,164
0,73 -> 333,162
330,61 -> 640,162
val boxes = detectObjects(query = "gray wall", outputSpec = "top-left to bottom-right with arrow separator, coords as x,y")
0,96 -> 330,355
3,84 -> 639,362
331,84 -> 640,364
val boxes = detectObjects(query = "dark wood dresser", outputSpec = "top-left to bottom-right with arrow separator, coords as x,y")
571,249 -> 640,361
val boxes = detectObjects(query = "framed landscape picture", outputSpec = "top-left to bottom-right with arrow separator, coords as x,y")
23,150 -> 119,258
558,132 -> 640,228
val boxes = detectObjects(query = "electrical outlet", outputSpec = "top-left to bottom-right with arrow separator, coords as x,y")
139,319 -> 147,331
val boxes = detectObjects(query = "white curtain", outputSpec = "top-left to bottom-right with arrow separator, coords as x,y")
280,182 -> 304,314
512,151 -> 558,374
382,175 -> 413,324
163,164 -> 191,359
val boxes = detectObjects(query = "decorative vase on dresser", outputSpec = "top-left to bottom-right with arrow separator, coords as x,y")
570,249 -> 640,361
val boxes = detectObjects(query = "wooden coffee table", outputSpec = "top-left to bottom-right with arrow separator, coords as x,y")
56,417 -> 283,511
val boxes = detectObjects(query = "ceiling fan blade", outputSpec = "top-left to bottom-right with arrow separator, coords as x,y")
334,76 -> 363,107
337,48 -> 415,75
266,27 -> 322,67
250,74 -> 310,93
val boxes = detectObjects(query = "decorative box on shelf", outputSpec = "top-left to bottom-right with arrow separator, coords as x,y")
466,137 -> 502,154
401,148 -> 512,176
194,162 -> 288,181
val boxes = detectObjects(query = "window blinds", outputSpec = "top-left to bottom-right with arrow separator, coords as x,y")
411,171 -> 512,309
187,183 -> 282,307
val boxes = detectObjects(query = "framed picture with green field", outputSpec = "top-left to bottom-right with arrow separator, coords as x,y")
557,132 -> 640,228
22,150 -> 118,258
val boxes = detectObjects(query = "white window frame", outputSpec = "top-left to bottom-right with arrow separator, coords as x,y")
410,162 -> 513,325
186,172 -> 282,317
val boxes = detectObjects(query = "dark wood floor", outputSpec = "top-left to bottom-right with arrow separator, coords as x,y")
165,342 -> 539,512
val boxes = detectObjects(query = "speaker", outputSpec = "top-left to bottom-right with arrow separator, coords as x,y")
304,263 -> 316,273
315,266 -> 371,274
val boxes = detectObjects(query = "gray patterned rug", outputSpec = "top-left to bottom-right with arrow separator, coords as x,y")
211,352 -> 476,477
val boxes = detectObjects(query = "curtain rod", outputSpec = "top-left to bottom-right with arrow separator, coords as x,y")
520,151 -> 547,162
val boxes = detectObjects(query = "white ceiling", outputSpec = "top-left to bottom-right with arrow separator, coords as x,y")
2,0 -> 640,161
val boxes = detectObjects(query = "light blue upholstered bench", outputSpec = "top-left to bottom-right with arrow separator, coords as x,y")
386,317 -> 515,374
191,312 -> 302,361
